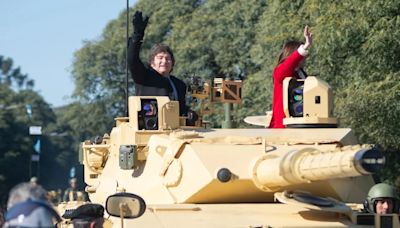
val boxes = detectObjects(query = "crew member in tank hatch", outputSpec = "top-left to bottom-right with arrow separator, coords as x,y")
269,25 -> 312,128
128,11 -> 188,116
63,178 -> 88,202
363,183 -> 399,214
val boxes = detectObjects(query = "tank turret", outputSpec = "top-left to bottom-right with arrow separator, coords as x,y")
76,77 -> 395,227
283,76 -> 337,127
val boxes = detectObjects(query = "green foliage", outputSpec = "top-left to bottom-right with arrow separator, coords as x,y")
167,0 -> 268,124
335,75 -> 400,184
0,56 -> 34,89
0,56 -> 81,206
336,75 -> 400,150
169,0 -> 267,78
0,56 -> 62,205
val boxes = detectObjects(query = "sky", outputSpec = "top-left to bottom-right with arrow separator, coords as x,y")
0,0 -> 137,107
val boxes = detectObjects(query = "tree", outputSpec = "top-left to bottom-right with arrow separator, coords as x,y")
0,56 -> 34,89
0,56 -> 58,205
167,0 -> 267,125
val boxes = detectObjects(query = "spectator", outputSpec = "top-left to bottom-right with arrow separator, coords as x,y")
3,182 -> 61,227
63,178 -> 88,202
30,176 -> 38,186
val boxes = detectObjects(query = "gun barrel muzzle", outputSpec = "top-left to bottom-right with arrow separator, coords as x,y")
252,145 -> 384,191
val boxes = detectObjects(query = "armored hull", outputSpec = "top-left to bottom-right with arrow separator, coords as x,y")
73,77 -> 393,227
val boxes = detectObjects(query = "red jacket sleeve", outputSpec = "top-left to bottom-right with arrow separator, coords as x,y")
274,50 -> 304,82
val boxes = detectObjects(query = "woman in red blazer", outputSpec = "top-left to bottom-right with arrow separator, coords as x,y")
269,25 -> 313,128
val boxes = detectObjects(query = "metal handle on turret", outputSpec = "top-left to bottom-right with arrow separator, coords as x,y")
251,145 -> 385,192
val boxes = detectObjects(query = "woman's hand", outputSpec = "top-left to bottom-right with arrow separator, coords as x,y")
303,25 -> 313,50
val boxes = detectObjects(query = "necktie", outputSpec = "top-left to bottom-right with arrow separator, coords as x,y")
167,77 -> 178,101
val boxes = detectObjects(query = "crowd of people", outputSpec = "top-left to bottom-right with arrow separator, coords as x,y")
0,179 -> 398,227
2,181 -> 61,227
0,177 -> 88,227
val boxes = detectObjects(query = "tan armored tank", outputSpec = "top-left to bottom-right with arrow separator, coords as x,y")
76,77 -> 398,227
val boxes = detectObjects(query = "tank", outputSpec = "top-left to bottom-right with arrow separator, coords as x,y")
65,77 -> 398,227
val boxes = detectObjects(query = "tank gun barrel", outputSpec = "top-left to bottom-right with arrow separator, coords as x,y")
252,145 -> 384,191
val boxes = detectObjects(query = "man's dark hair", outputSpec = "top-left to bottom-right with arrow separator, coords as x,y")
148,43 -> 175,67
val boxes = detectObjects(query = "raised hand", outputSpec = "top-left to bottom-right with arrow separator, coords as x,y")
132,11 -> 149,35
303,25 -> 313,50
